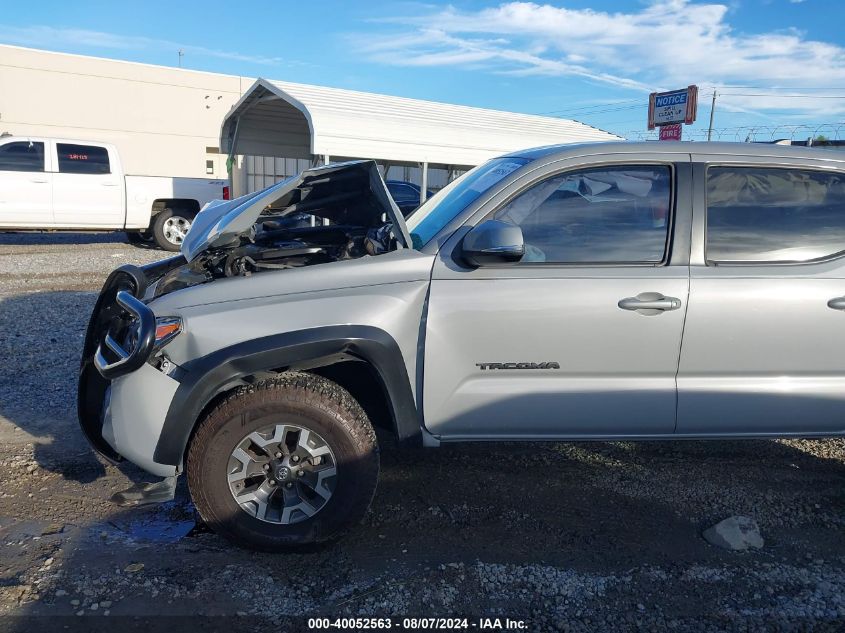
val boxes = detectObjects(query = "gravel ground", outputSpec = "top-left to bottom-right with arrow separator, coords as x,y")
1,231 -> 845,632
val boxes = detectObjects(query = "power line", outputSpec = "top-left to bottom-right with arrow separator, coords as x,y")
540,90 -> 844,121
703,85 -> 845,91
553,104 -> 647,118
537,89 -> 844,128
599,120 -> 651,126
719,93 -> 845,99
536,99 -> 643,116
538,99 -> 643,114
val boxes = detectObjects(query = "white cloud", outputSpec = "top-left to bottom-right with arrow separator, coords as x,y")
354,1 -> 845,116
0,25 -> 286,66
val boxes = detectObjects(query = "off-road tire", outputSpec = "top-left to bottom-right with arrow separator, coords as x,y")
151,207 -> 195,251
186,371 -> 379,551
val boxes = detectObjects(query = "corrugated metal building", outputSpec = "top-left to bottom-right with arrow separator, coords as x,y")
222,79 -> 621,198
1,45 -> 621,198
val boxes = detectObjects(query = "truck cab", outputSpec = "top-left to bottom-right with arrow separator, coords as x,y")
0,136 -> 123,228
0,135 -> 226,250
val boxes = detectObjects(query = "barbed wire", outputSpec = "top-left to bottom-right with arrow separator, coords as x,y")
619,122 -> 845,142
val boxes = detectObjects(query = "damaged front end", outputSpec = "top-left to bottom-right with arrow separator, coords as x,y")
77,256 -> 185,463
154,159 -> 411,297
78,160 -> 410,467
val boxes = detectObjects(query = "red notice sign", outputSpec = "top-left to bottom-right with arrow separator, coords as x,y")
659,124 -> 683,141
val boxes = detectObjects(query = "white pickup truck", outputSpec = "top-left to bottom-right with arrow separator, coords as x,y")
0,136 -> 228,250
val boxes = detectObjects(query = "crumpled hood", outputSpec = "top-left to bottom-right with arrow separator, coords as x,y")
182,160 -> 411,261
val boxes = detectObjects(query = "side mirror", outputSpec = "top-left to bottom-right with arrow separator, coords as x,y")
462,219 -> 525,267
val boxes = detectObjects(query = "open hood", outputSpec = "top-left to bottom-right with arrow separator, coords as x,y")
182,160 -> 411,261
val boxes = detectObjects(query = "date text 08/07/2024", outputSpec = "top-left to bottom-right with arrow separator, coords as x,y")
307,617 -> 528,630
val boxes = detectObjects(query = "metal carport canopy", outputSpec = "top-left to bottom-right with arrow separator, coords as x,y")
221,78 -> 622,167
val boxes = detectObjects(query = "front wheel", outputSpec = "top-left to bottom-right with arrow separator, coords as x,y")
186,372 -> 379,551
151,208 -> 195,251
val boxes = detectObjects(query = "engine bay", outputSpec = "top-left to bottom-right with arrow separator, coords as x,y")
152,161 -> 402,297
206,221 -> 393,277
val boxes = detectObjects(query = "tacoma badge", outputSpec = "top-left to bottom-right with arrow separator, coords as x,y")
475,362 -> 561,370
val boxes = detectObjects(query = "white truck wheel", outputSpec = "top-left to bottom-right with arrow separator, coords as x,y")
152,208 -> 195,251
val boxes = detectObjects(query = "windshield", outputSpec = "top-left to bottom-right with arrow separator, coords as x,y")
406,157 -> 531,247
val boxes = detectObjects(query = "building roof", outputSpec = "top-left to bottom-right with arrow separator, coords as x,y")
221,78 -> 622,167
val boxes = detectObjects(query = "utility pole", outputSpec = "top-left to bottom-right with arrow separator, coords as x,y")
178,49 -> 184,68
707,90 -> 717,141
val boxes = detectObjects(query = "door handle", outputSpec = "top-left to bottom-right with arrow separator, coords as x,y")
101,182 -> 118,187
618,294 -> 682,313
827,297 -> 845,311
30,179 -> 49,184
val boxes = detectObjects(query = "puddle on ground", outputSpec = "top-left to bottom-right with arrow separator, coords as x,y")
0,516 -> 67,543
91,501 -> 200,544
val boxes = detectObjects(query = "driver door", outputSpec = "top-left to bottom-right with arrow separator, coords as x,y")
0,139 -> 53,227
423,155 -> 692,440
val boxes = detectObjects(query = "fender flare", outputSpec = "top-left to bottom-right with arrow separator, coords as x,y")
151,325 -> 420,466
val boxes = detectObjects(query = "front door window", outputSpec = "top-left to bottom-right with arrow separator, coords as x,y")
494,165 -> 672,264
0,141 -> 45,172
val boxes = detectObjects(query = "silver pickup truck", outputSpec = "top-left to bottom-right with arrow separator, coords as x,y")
79,142 -> 845,550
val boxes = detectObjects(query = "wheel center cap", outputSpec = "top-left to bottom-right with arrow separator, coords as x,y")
274,465 -> 291,482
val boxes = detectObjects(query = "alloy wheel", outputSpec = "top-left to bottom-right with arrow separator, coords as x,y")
227,423 -> 338,524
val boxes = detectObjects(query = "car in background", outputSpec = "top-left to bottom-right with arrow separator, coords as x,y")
386,180 -> 434,216
0,136 -> 228,251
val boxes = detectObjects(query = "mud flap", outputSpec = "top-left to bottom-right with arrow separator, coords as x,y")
110,475 -> 178,507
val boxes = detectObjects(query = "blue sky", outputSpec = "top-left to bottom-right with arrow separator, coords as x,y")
1,0 -> 843,140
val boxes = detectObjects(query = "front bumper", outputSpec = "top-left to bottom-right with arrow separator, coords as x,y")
102,364 -> 181,477
77,258 -> 186,477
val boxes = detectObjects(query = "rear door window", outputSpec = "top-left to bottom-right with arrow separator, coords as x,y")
706,166 -> 845,263
57,143 -> 111,174
0,141 -> 45,172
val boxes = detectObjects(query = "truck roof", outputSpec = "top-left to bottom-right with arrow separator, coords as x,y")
503,140 -> 845,163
